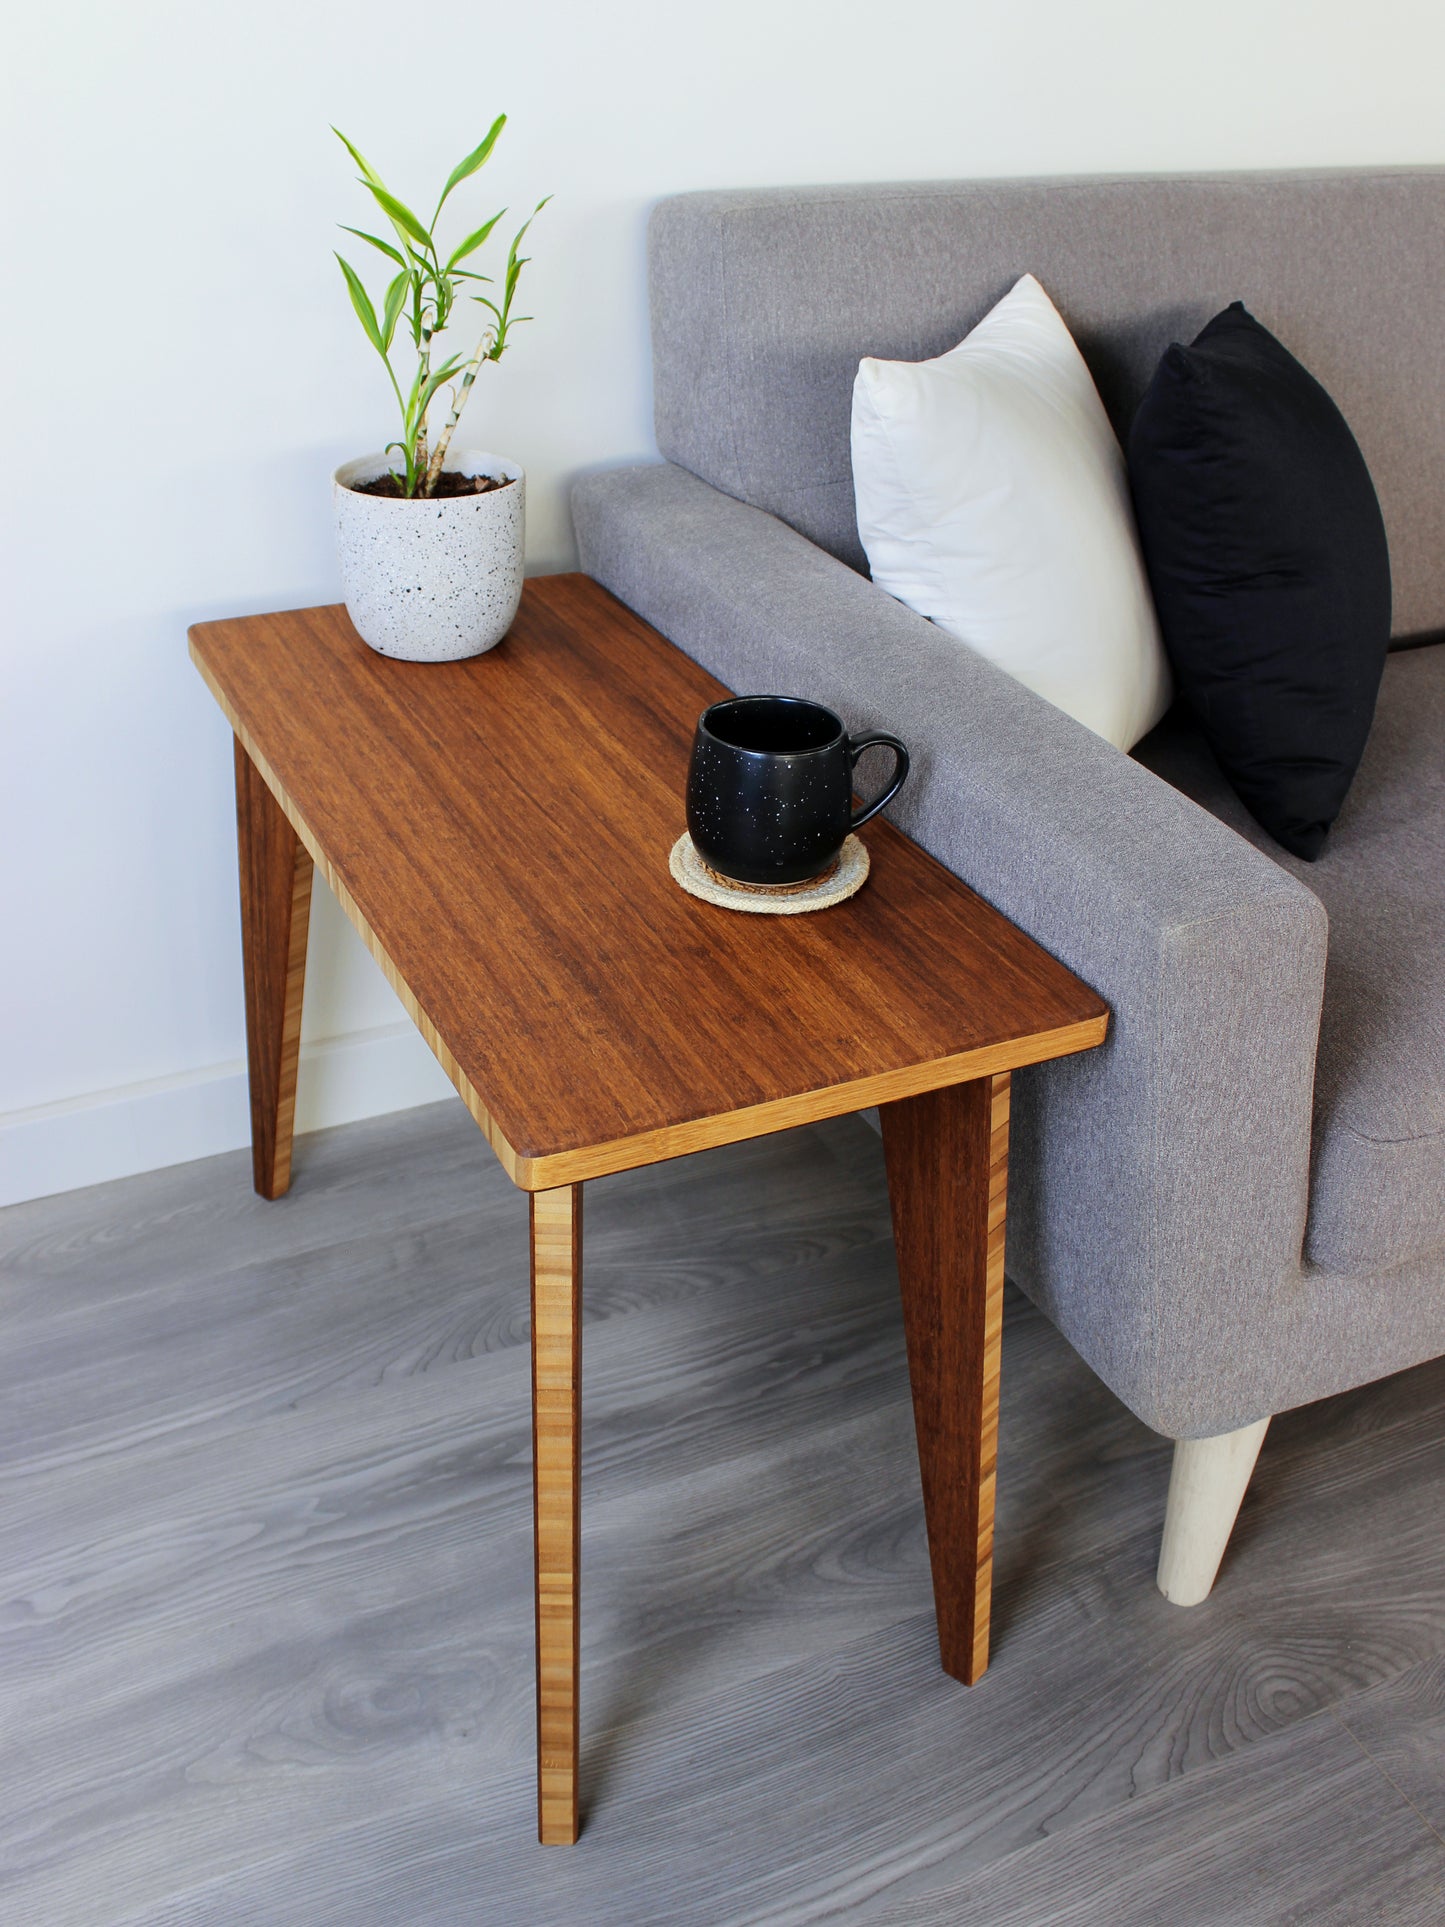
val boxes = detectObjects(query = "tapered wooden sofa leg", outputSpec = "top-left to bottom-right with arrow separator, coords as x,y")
235,738 -> 313,1200
1156,1417 -> 1271,1606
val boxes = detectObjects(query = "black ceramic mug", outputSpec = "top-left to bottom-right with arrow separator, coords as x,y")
686,695 -> 910,887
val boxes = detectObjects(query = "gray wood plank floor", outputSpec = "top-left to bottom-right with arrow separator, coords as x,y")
2,1100 -> 1442,1925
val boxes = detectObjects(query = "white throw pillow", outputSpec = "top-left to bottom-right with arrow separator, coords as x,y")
852,274 -> 1171,751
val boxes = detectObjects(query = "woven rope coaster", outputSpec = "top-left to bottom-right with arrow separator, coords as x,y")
669,832 -> 869,914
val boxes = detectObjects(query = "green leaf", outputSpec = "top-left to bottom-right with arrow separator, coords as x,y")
332,127 -> 386,190
418,355 -> 465,419
338,224 -> 405,266
444,209 -> 505,272
434,115 -> 506,218
334,129 -> 430,264
383,439 -> 419,496
335,253 -> 385,355
363,179 -> 433,251
501,196 -> 549,296
381,270 -> 409,350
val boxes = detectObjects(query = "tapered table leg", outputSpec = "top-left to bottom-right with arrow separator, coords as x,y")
880,1072 -> 1010,1684
531,1183 -> 583,1844
234,738 -> 313,1200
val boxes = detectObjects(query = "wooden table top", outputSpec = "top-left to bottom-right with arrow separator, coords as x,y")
191,575 -> 1107,1189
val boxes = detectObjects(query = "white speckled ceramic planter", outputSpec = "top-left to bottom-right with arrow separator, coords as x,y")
333,450 -> 525,661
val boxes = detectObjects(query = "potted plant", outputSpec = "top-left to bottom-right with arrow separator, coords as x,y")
331,119 -> 548,661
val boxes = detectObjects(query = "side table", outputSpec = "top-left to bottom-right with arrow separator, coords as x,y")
190,575 -> 1108,1842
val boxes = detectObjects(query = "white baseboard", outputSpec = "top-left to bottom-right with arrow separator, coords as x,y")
0,1022 -> 456,1209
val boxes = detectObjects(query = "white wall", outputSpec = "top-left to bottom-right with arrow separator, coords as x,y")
4,0 -> 1442,1203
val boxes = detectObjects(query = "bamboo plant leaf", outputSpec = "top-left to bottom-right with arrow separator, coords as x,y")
444,210 -> 505,272
333,129 -> 429,262
383,439 -> 418,496
362,180 -> 433,252
480,198 -> 548,355
335,253 -> 386,355
381,271 -> 410,350
434,115 -> 507,219
338,224 -> 406,265
418,356 -> 465,419
332,127 -> 389,190
503,197 -> 550,294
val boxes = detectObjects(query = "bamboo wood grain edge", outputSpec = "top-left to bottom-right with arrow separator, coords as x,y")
972,1070 -> 1010,1682
192,638 -> 1108,1192
531,1185 -> 582,1845
534,1019 -> 1104,1190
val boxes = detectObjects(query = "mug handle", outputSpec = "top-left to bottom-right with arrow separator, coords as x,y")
847,731 -> 911,830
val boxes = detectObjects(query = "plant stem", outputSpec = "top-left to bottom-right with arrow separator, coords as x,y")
420,324 -> 496,495
413,332 -> 431,481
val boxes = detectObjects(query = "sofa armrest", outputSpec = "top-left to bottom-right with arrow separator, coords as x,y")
571,461 -> 1328,1437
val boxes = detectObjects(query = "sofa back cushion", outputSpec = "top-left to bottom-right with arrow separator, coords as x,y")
648,169 -> 1445,643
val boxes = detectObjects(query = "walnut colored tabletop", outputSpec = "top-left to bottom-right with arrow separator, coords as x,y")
189,575 -> 1107,1192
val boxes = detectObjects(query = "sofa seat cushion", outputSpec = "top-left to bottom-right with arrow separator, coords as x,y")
1136,640 -> 1445,1275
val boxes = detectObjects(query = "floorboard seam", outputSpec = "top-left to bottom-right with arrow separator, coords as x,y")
1330,1701 -> 1445,1850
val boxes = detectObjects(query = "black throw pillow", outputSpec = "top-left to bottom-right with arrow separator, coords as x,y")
1127,303 -> 1390,859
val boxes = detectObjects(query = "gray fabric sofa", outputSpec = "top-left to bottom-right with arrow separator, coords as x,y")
571,170 -> 1445,1604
